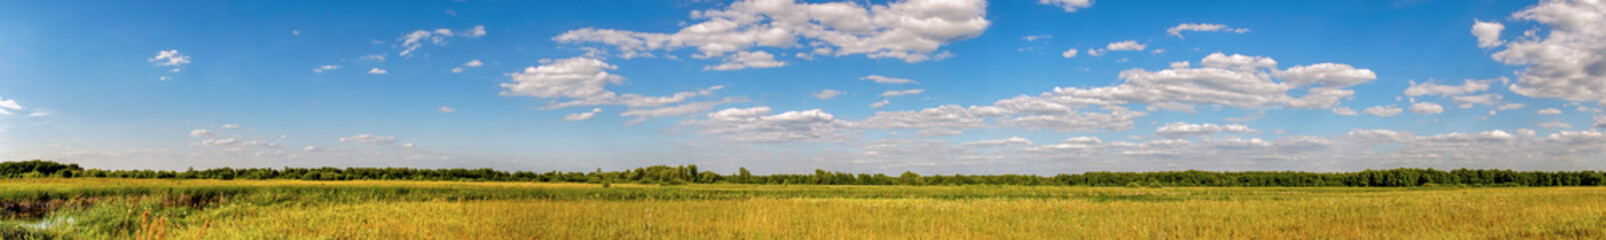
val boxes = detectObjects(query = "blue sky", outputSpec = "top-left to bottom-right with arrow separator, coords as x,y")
1,0 -> 1602,174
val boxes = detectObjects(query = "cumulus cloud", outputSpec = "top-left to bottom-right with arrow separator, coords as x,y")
705,51 -> 787,71
367,68 -> 388,74
689,106 -> 854,142
1404,79 -> 1493,97
813,89 -> 844,99
313,65 -> 339,73
1410,102 -> 1445,114
1166,23 -> 1250,38
1332,107 -> 1359,116
1485,0 -> 1606,104
500,57 -> 724,109
0,97 -> 21,116
554,0 -> 990,63
1105,40 -> 1146,51
149,50 -> 190,68
861,75 -> 918,84
397,25 -> 486,57
339,134 -> 397,145
189,129 -> 216,138
1042,53 -> 1376,111
1364,106 -> 1403,117
1538,108 -> 1563,115
1471,20 -> 1505,48
1038,0 -> 1092,12
564,108 -> 603,121
1154,122 -> 1258,139
880,89 -> 925,97
1061,49 -> 1078,58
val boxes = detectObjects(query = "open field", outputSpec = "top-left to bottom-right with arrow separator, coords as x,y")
4,178 -> 1606,239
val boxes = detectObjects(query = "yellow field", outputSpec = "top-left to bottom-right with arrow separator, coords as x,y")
4,178 -> 1605,239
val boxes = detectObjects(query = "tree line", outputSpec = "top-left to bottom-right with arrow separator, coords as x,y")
3,159 -> 1604,187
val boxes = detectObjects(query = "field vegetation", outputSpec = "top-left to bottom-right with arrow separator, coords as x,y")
3,160 -> 1605,239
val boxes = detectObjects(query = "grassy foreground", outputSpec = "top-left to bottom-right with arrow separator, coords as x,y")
3,178 -> 1604,239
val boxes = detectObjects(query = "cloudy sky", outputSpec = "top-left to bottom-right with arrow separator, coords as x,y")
1,0 -> 1603,174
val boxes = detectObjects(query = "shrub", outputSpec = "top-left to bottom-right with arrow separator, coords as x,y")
1147,181 -> 1164,188
1126,182 -> 1142,188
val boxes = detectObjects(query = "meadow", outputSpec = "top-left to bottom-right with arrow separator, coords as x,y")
3,178 -> 1604,239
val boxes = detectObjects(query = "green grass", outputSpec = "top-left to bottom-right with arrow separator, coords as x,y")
4,178 -> 1604,239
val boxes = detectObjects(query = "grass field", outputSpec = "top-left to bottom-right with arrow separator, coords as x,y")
4,178 -> 1605,239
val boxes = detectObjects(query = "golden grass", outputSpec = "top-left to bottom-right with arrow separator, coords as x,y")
6,179 -> 1605,239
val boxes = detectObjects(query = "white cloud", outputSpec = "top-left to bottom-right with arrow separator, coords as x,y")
500,57 -> 724,109
705,51 -> 787,71
220,124 -> 239,129
1061,49 -> 1078,58
149,50 -> 191,67
438,106 -> 455,113
860,105 -> 992,134
689,106 -> 854,142
397,25 -> 486,57
861,75 -> 918,84
1086,49 -> 1104,57
880,89 -> 925,97
1538,108 -> 1563,115
313,65 -> 339,73
453,59 -> 484,73
1166,23 -> 1250,38
813,89 -> 844,99
1022,35 -> 1051,41
189,129 -> 216,138
1154,122 -> 1258,139
1487,0 -> 1606,104
619,97 -> 746,124
1410,102 -> 1445,114
1471,20 -> 1505,48
360,54 -> 386,62
1404,79 -> 1493,97
1045,53 -> 1375,111
0,97 -> 20,115
367,68 -> 388,74
1596,115 -> 1606,129
869,99 -> 890,108
1332,107 -> 1359,116
564,108 -> 603,121
554,0 -> 990,63
961,136 -> 1034,147
302,145 -> 321,152
1105,40 -> 1146,51
1364,106 -> 1403,117
1038,0 -> 1092,12
1537,121 -> 1573,129
339,134 -> 397,145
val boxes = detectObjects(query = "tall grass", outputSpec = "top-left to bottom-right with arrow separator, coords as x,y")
3,178 -> 1603,239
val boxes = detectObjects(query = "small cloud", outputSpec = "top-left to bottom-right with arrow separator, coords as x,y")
1538,108 -> 1563,115
438,106 -> 456,113
870,99 -> 890,108
861,75 -> 918,84
368,68 -> 388,75
339,134 -> 396,145
189,129 -> 216,138
313,65 -> 339,73
564,108 -> 603,121
880,89 -> 925,97
452,59 -> 483,73
292,30 -> 300,35
813,90 -> 844,99
220,124 -> 239,129
1061,49 -> 1078,58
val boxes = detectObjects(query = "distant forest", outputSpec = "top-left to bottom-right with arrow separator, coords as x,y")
4,160 -> 1605,187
